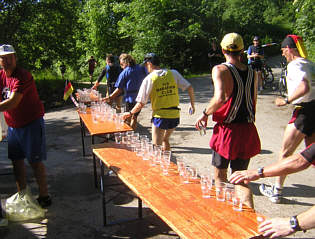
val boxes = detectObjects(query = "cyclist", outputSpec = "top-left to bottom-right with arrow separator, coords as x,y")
247,36 -> 264,91
260,34 -> 315,203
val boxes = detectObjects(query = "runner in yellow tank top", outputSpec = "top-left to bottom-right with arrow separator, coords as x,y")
150,70 -> 180,119
122,53 -> 195,151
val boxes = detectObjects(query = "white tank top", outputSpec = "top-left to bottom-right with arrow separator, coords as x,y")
287,58 -> 315,104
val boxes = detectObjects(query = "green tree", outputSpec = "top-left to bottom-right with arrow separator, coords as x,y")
78,0 -> 129,60
0,0 -> 82,71
293,0 -> 315,60
114,0 -> 210,72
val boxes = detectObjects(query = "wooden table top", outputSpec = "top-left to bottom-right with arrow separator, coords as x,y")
93,143 -> 265,239
78,109 -> 132,135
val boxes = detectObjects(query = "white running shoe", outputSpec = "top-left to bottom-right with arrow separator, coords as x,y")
259,184 -> 282,203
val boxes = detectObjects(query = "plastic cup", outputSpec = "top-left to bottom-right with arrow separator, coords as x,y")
122,136 -> 128,145
224,183 -> 235,204
187,166 -> 198,180
232,197 -> 243,211
200,176 -> 211,198
215,182 -> 226,202
114,132 -> 122,144
179,166 -> 190,184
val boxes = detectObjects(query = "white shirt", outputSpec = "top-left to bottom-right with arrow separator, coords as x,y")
287,58 -> 315,104
136,69 -> 191,104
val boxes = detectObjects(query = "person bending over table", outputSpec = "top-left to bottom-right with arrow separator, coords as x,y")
229,143 -> 315,238
105,53 -> 147,130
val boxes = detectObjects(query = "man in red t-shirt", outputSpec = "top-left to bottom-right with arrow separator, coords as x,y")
0,44 -> 51,208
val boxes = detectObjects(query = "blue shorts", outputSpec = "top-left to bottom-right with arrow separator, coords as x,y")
8,117 -> 47,163
152,117 -> 179,130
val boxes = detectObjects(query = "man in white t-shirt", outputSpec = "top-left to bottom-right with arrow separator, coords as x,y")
260,35 -> 315,203
122,53 -> 195,151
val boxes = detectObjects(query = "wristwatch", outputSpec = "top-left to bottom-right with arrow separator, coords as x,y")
203,109 -> 210,117
284,97 -> 290,104
257,167 -> 264,178
290,215 -> 304,232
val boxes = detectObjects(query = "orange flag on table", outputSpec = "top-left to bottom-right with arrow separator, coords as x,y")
63,79 -> 74,101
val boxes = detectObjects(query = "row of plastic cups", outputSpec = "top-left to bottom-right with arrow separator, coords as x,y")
91,104 -> 124,125
200,176 -> 243,211
176,157 -> 198,184
77,88 -> 102,103
176,158 -> 243,211
113,131 -> 172,175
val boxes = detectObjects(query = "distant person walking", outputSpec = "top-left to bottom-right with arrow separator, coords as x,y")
87,56 -> 97,85
0,44 -> 51,208
60,63 -> 66,80
105,53 -> 147,129
259,34 -> 315,203
208,40 -> 224,73
93,54 -> 122,112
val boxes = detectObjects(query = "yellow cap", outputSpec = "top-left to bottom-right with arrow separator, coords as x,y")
220,33 -> 244,52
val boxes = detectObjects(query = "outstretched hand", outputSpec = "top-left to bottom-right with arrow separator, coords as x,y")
122,112 -> 132,120
258,217 -> 295,238
194,114 -> 208,130
228,169 -> 259,185
275,97 -> 287,107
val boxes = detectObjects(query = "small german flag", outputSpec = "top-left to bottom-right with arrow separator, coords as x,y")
63,79 -> 74,101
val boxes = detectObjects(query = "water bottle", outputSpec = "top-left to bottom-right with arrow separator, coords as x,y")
199,125 -> 206,136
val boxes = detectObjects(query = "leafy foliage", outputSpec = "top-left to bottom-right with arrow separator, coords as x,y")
0,0 -> 314,77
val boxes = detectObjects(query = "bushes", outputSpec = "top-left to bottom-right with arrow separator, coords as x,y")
35,78 -> 68,110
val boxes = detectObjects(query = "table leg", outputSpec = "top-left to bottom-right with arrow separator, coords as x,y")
92,135 -> 98,188
100,161 -> 107,226
80,118 -> 86,156
138,198 -> 142,219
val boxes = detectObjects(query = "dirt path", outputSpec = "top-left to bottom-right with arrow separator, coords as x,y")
1,59 -> 315,238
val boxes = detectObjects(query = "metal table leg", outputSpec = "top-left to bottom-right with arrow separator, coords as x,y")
80,118 -> 86,156
92,135 -> 98,188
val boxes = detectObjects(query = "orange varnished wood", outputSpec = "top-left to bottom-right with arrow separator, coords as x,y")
78,108 -> 132,135
93,143 -> 265,239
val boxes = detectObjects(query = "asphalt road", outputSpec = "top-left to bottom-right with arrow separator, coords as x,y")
1,57 -> 314,238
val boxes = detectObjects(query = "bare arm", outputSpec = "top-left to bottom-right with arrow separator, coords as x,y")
0,91 -> 23,112
275,78 -> 309,106
229,152 -> 310,184
187,85 -> 195,114
104,88 -> 123,102
122,102 -> 145,120
194,65 -> 228,129
258,206 -> 315,238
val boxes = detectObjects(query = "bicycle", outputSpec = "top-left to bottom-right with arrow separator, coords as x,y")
261,59 -> 274,89
278,61 -> 288,97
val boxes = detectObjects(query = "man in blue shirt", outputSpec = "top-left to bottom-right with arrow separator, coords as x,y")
247,36 -> 264,91
105,53 -> 147,129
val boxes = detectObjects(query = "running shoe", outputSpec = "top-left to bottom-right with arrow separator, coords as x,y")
259,184 -> 282,203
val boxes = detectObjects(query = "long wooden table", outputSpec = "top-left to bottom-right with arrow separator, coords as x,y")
78,109 -> 132,187
93,143 -> 265,239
